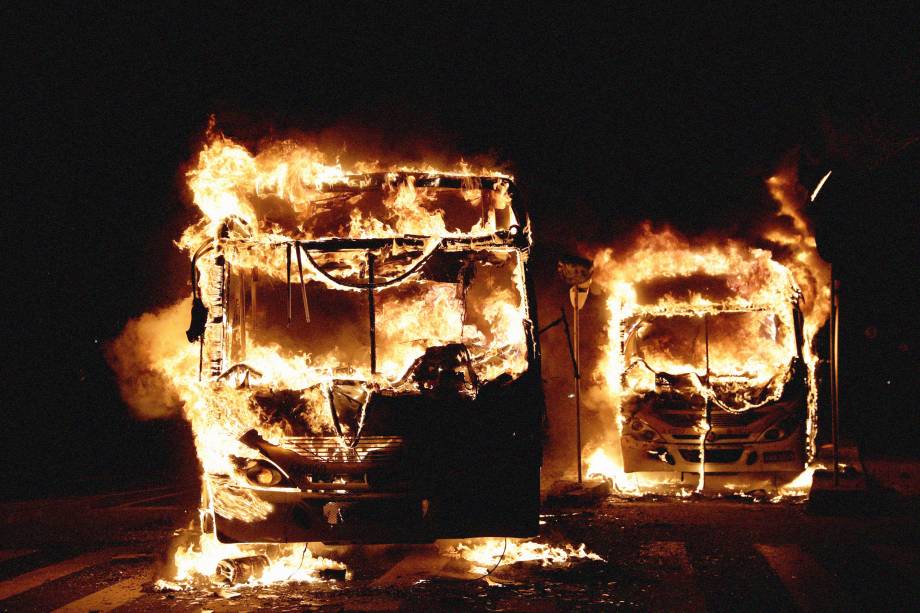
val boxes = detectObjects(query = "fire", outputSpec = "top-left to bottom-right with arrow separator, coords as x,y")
179,120 -> 512,253
109,122 -> 533,586
162,531 -> 348,587
443,538 -> 603,575
584,159 -> 830,497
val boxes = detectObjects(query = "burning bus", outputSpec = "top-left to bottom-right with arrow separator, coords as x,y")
588,222 -> 827,492
182,142 -> 544,544
617,273 -> 809,476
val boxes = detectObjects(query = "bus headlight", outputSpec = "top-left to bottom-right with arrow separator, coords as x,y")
234,458 -> 292,488
628,417 -> 662,443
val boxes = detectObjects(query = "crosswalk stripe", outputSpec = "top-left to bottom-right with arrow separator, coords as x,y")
372,546 -> 457,587
755,544 -> 856,613
640,541 -> 706,611
0,549 -> 37,564
51,573 -> 150,613
0,548 -> 121,601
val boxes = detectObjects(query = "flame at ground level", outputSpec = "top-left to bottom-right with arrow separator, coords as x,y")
159,528 -> 349,588
156,530 -> 602,588
442,538 -> 603,575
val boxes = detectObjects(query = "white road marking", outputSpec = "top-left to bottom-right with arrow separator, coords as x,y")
640,541 -> 706,611
113,489 -> 185,508
372,546 -> 463,587
0,549 -> 37,563
756,543 -> 856,613
51,572 -> 150,613
0,548 -> 121,601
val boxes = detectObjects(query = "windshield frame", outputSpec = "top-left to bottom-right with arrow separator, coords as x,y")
620,302 -> 803,409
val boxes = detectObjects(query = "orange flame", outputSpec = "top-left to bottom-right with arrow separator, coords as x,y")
585,160 -> 830,497
110,125 -> 530,586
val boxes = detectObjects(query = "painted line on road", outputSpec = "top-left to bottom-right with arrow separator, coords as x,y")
0,548 -> 121,601
640,541 -> 706,612
113,489 -> 186,508
372,546 -> 453,587
51,572 -> 150,613
0,549 -> 37,563
97,486 -> 186,509
755,544 -> 856,613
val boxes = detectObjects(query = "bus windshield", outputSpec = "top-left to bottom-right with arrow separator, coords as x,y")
624,310 -> 797,408
221,244 -> 529,389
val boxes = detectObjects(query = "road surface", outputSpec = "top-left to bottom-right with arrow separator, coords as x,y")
0,482 -> 917,611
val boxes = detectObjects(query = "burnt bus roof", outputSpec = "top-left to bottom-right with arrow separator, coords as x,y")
314,171 -> 514,192
203,170 -> 529,253
218,231 -> 529,252
313,171 -> 526,234
629,272 -> 802,315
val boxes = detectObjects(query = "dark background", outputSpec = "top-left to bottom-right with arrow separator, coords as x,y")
5,4 -> 919,497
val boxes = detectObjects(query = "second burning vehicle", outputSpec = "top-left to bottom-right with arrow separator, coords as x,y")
615,268 -> 811,481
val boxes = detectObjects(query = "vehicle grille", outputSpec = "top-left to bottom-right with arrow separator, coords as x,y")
282,436 -> 404,464
657,413 -> 700,428
708,411 -> 763,427
679,448 -> 744,464
659,410 -> 763,428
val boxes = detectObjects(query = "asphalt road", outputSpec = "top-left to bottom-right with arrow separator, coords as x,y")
0,483 -> 917,612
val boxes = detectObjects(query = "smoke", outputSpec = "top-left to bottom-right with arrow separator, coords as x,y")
106,297 -> 194,419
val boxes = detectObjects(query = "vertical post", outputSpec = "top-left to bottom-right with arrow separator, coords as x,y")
831,269 -> 840,487
294,242 -> 311,323
574,297 -> 582,484
286,243 -> 292,326
250,267 -> 257,324
368,252 -> 377,375
701,313 -> 710,491
239,270 -> 246,358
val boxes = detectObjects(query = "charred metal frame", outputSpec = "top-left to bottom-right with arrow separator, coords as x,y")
191,230 -> 531,380
187,175 -> 545,542
618,293 -> 810,477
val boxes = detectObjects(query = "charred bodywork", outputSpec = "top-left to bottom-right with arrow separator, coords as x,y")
188,173 -> 544,543
618,276 -> 809,476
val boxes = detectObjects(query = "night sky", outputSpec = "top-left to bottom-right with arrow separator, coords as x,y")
6,5 -> 919,496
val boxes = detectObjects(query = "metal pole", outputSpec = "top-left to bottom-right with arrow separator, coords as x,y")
286,244 -> 292,325
831,270 -> 840,487
368,252 -> 377,375
239,269 -> 246,358
294,243 -> 311,323
574,297 -> 582,483
702,313 -> 710,491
